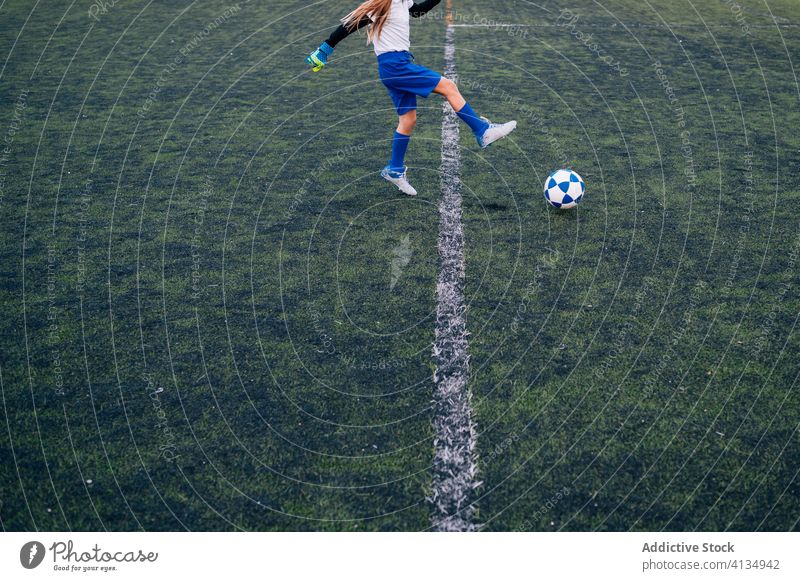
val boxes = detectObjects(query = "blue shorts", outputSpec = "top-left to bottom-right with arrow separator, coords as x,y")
377,51 -> 442,115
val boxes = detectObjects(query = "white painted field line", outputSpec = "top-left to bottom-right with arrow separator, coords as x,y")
429,17 -> 480,533
449,22 -> 799,29
449,23 -> 533,27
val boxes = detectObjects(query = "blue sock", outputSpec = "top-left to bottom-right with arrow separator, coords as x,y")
456,102 -> 490,137
389,131 -> 410,172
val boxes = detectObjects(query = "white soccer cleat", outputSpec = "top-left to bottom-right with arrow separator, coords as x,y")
381,165 -> 417,196
478,117 -> 517,149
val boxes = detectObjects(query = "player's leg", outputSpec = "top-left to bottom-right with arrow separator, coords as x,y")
381,97 -> 418,196
389,109 -> 416,172
397,109 -> 417,135
433,77 -> 517,149
432,76 -> 467,112
433,77 -> 486,136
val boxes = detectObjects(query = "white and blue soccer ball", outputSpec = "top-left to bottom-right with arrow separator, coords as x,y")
544,169 -> 585,209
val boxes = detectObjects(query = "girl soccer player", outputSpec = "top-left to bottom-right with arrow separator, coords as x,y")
306,0 -> 517,196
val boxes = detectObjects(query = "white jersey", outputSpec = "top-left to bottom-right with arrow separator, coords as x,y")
370,0 -> 414,56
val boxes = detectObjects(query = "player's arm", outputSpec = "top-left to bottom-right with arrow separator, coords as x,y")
409,0 -> 442,18
306,16 -> 371,72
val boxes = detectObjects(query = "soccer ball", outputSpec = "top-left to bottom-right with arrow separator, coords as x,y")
544,169 -> 585,209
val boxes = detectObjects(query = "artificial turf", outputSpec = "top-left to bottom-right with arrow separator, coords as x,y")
0,0 -> 797,531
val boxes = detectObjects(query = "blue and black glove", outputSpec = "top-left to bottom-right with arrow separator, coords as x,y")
306,41 -> 334,72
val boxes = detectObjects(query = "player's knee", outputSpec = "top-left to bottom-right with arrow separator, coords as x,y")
438,77 -> 457,95
398,111 -> 417,132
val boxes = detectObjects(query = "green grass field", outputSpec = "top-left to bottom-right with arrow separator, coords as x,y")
1,0 -> 798,531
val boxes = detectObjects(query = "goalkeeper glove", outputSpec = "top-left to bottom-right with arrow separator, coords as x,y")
306,42 -> 334,72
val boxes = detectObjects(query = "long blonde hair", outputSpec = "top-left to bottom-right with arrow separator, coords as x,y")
342,0 -> 393,43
